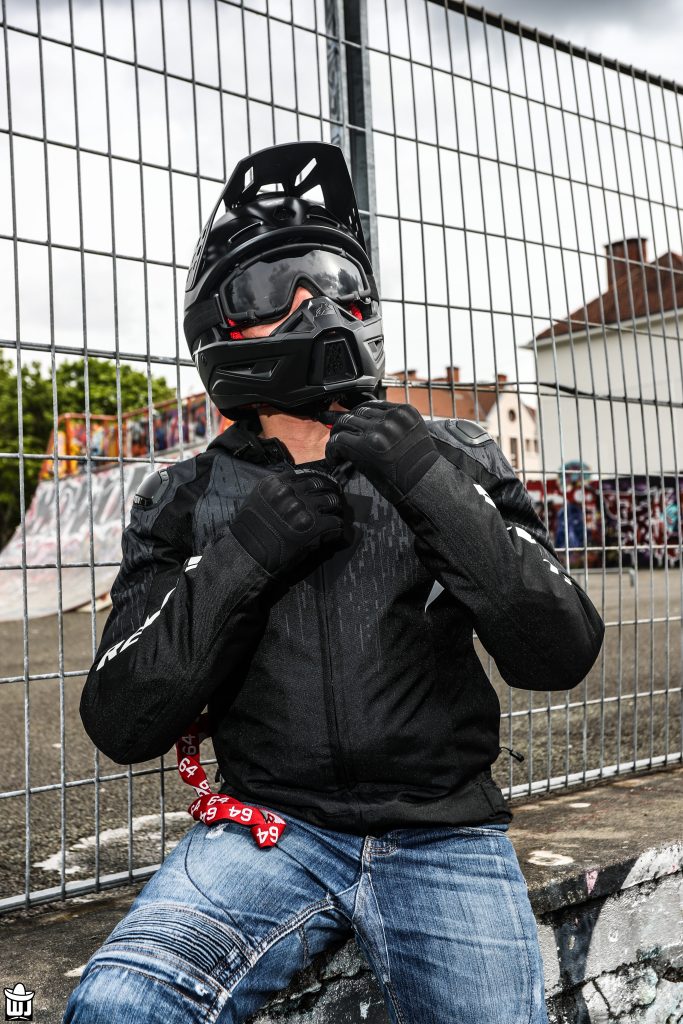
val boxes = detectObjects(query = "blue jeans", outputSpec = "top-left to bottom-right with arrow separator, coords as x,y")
63,814 -> 549,1023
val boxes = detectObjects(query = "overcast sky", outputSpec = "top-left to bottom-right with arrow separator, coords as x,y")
491,0 -> 682,85
1,0 -> 681,398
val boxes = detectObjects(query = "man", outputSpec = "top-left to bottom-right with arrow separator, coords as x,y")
65,142 -> 604,1023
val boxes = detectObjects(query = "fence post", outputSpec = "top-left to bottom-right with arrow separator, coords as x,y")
326,0 -> 378,281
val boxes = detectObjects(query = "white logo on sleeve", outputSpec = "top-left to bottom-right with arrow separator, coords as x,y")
473,482 -> 496,507
505,525 -> 574,586
96,586 -> 176,669
508,524 -> 536,544
96,555 -> 202,670
542,558 -> 574,585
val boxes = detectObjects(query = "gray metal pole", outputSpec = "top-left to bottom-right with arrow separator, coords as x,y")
326,0 -> 379,281
325,0 -> 347,156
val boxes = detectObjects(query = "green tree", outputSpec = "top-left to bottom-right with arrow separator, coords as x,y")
54,359 -> 174,417
0,355 -> 52,550
0,356 -> 174,548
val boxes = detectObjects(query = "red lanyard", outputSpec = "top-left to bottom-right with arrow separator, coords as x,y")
176,714 -> 286,848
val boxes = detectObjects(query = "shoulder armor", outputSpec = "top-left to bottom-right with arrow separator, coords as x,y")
444,418 -> 492,446
133,468 -> 171,509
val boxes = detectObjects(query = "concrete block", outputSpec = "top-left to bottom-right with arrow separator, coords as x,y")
639,978 -> 683,1024
549,873 -> 682,987
594,964 -> 658,1015
580,980 -> 610,1024
248,975 -> 389,1024
318,942 -> 367,981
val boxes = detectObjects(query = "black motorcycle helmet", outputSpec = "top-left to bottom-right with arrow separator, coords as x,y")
183,141 -> 384,426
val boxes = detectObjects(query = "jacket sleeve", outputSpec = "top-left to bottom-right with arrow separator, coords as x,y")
394,432 -> 605,691
80,494 -> 276,765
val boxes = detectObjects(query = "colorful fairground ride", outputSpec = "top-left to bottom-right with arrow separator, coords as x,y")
39,393 -> 232,480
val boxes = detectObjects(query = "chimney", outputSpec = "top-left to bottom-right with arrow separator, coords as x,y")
444,365 -> 460,383
605,238 -> 648,291
496,372 -> 508,384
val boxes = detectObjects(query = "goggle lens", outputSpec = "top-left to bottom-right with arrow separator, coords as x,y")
219,248 -> 371,326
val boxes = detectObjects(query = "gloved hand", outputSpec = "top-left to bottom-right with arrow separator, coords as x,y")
325,400 -> 440,505
229,465 -> 350,584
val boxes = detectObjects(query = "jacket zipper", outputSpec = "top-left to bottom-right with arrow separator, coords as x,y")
319,561 -> 356,792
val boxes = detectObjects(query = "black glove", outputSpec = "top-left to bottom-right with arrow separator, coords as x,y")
325,400 -> 440,505
229,465 -> 350,584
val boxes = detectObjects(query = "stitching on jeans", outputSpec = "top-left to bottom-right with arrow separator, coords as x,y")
328,842 -> 365,924
333,878 -> 360,901
222,897 -> 340,1000
212,956 -> 254,1002
98,940 -> 226,993
327,879 -> 360,926
252,895 -> 334,958
109,899 -> 254,961
367,870 -> 392,985
352,872 -> 367,922
351,839 -> 373,923
499,844 -> 536,1024
384,979 -> 408,1024
182,834 -> 260,959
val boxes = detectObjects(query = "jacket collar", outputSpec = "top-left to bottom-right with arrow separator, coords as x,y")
207,419 -> 295,468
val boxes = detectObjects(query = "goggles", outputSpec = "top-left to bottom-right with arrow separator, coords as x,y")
218,246 -> 374,327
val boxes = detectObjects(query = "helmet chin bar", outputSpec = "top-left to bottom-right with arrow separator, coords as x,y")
205,294 -> 384,422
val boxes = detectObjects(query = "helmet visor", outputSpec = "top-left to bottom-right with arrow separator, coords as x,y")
218,247 -> 373,325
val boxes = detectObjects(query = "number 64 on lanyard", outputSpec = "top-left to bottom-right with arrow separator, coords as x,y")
176,714 -> 286,848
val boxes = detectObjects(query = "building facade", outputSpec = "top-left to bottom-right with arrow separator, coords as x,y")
525,238 -> 683,479
385,366 -> 541,476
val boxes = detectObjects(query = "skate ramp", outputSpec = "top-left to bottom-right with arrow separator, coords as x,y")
0,454 -> 191,622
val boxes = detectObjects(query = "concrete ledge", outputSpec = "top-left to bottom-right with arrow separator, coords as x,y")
1,767 -> 681,1023
512,767 -> 682,915
512,767 -> 683,1023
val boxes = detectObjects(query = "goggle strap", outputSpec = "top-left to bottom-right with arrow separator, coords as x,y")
338,287 -> 372,304
185,188 -> 229,292
184,294 -> 224,348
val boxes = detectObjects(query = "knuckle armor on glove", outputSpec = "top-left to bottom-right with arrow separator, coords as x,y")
228,467 -> 347,580
327,401 -> 440,505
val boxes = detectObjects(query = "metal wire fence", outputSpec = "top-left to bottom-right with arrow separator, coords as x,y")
0,0 -> 681,911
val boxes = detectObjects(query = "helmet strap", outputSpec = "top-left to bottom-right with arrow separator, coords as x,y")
234,406 -> 264,436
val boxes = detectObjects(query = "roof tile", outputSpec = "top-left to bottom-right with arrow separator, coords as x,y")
536,251 -> 683,341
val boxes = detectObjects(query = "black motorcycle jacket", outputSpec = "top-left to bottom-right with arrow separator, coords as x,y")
80,415 -> 605,835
